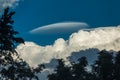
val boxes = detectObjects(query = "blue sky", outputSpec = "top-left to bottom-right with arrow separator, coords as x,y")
9,0 -> 120,45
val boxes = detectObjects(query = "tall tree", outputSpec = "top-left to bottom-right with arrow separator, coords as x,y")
114,51 -> 120,80
0,8 -> 24,52
72,57 -> 91,80
48,59 -> 73,80
0,8 -> 38,80
92,50 -> 114,80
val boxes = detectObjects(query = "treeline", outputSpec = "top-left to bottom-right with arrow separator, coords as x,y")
47,50 -> 120,80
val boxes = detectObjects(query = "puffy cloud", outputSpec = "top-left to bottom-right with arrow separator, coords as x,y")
16,25 -> 120,67
0,0 -> 21,11
69,26 -> 120,51
16,39 -> 68,67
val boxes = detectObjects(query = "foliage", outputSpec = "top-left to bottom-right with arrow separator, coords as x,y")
48,59 -> 73,80
92,50 -> 114,80
71,57 -> 88,80
0,8 -> 24,52
48,50 -> 120,80
0,8 -> 38,80
114,51 -> 120,80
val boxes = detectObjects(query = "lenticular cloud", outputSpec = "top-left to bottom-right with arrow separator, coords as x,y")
30,22 -> 89,34
16,25 -> 120,67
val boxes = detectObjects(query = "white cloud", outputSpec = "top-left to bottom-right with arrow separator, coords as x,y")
16,25 -> 120,67
68,26 -> 120,51
0,0 -> 21,11
30,22 -> 89,34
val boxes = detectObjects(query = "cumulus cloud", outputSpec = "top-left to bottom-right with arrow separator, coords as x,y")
16,25 -> 120,67
0,0 -> 21,11
30,22 -> 89,34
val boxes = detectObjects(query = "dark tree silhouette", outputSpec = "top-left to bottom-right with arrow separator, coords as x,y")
33,64 -> 45,73
92,50 -> 114,80
47,50 -> 120,80
0,8 -> 38,80
0,8 -> 24,52
114,51 -> 120,80
71,56 -> 93,80
48,59 -> 73,80
48,57 -> 96,80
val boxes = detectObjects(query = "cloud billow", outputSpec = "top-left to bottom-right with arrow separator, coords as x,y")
16,25 -> 120,80
16,25 -> 120,67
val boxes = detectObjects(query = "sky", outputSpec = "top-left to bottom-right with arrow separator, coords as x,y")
1,0 -> 120,45
0,1 -> 120,79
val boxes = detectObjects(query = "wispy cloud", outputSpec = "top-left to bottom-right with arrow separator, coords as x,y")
0,0 -> 21,11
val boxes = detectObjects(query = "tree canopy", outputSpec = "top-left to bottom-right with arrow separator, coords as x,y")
0,8 -> 38,80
